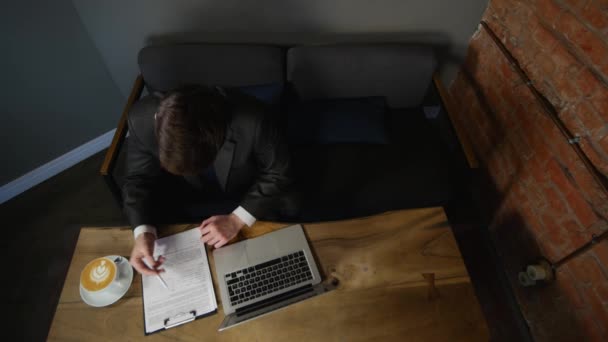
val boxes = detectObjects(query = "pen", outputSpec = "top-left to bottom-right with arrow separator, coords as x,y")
156,273 -> 170,290
143,257 -> 170,290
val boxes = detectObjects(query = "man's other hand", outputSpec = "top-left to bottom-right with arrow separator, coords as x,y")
129,232 -> 165,275
199,214 -> 246,248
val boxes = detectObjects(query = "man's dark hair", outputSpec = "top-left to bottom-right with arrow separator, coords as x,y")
155,85 -> 228,176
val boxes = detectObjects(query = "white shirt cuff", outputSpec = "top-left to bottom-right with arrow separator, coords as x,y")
133,224 -> 157,240
232,206 -> 257,227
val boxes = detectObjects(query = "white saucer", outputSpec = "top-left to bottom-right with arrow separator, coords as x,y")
80,255 -> 134,307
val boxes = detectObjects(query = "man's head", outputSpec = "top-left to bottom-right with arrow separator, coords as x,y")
155,85 -> 228,176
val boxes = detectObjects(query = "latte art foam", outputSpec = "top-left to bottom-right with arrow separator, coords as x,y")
80,257 -> 117,292
91,260 -> 111,284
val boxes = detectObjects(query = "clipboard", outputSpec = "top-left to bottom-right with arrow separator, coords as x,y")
142,295 -> 218,335
141,228 -> 218,335
142,307 -> 218,335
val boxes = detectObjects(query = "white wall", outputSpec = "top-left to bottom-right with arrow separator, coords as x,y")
72,0 -> 488,96
0,0 -> 123,184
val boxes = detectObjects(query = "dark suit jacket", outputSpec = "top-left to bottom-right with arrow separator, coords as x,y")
122,91 -> 293,228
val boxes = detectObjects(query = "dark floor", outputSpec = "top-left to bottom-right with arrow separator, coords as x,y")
2,151 -> 126,341
2,150 -> 531,341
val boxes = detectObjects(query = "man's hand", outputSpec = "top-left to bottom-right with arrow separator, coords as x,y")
199,214 -> 246,248
129,232 -> 165,275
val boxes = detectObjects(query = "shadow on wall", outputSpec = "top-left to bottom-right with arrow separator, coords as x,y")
145,31 -> 464,76
452,42 -> 599,342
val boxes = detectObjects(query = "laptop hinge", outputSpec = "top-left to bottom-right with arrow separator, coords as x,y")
235,284 -> 314,317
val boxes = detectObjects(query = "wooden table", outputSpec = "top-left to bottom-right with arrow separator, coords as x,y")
48,207 -> 489,341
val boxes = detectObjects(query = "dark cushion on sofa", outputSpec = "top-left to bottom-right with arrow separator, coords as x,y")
287,97 -> 388,144
237,83 -> 283,106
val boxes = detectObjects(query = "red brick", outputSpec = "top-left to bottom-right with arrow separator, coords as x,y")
581,284 -> 608,328
601,63 -> 608,82
554,10 -> 608,66
595,281 -> 608,303
536,0 -> 565,25
536,53 -> 558,76
542,239 -> 568,261
500,58 -> 519,84
488,0 -> 510,21
530,129 -> 553,161
561,217 -> 591,250
556,10 -> 585,37
532,21 -> 561,51
581,1 -> 608,29
515,104 -> 539,137
547,158 -> 576,192
519,35 -> 542,63
529,180 -> 549,210
551,43 -> 579,72
574,309 -> 607,342
576,68 -> 602,97
538,106 -> 562,138
544,187 -> 568,213
557,265 -> 586,308
513,181 -> 529,203
522,206 -> 547,238
567,164 -> 608,216
530,155 -> 550,184
570,254 -> 608,285
560,107 -> 586,136
576,100 -> 605,133
565,188 -> 599,227
598,133 -> 608,154
508,141 -> 523,174
488,154 -> 505,185
547,148 -> 604,203
563,0 -> 588,10
550,127 -> 579,165
590,90 -> 608,122
595,241 -> 608,267
512,130 -> 534,160
499,91 -> 518,118
541,212 -> 573,254
568,17 -> 608,66
505,2 -> 533,37
553,74 -> 583,103
579,138 -> 608,176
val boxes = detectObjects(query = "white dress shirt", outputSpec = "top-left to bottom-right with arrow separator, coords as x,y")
133,206 -> 257,239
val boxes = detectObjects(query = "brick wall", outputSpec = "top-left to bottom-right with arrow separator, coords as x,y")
448,0 -> 608,340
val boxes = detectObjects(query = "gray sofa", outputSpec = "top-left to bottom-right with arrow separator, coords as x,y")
103,43 -> 467,222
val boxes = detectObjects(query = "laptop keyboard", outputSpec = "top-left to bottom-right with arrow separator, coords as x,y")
225,251 -> 313,306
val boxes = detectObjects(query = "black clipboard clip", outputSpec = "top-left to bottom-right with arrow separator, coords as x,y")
164,310 -> 197,329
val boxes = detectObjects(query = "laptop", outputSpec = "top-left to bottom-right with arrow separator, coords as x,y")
213,224 -> 331,331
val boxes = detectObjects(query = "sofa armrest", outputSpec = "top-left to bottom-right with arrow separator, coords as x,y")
100,75 -> 144,176
432,73 -> 479,169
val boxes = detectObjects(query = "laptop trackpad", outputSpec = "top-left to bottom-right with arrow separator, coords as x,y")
246,236 -> 279,264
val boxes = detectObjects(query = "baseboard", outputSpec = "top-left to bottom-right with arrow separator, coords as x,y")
0,129 -> 116,205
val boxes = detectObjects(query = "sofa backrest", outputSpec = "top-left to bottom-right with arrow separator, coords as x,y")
138,44 -> 285,93
137,43 -> 436,108
287,45 -> 436,108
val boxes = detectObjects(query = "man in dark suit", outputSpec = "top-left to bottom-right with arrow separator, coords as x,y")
123,85 -> 295,275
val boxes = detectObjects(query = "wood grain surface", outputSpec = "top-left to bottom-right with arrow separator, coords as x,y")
48,207 -> 489,341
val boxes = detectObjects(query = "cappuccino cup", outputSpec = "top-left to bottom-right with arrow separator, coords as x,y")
80,256 -> 127,297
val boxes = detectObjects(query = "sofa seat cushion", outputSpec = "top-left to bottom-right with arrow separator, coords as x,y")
287,97 -> 388,145
289,107 -> 458,221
